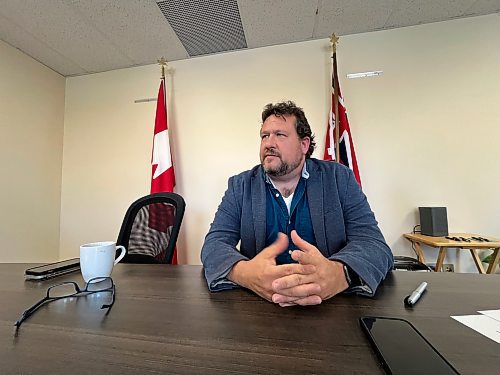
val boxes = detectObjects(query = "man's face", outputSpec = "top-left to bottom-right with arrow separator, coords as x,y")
259,114 -> 310,177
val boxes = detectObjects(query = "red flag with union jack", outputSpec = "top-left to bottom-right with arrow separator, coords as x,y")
323,55 -> 362,187
151,78 -> 178,264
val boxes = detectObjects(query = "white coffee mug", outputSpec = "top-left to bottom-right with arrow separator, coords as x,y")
80,241 -> 126,283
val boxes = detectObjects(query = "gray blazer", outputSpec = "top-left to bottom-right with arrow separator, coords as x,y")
201,158 -> 393,295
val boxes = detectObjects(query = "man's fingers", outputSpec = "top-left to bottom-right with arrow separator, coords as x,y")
290,249 -> 314,264
272,273 -> 318,291
291,230 -> 317,253
293,295 -> 322,306
279,263 -> 316,276
290,231 -> 324,266
273,292 -> 322,306
272,293 -> 302,304
259,232 -> 289,259
272,278 -> 321,296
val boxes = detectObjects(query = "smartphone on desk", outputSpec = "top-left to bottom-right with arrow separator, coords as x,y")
360,316 -> 458,375
25,258 -> 80,281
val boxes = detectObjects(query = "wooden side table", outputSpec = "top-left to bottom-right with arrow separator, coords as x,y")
403,232 -> 500,274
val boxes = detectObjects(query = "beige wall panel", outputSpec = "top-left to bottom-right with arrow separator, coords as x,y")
60,66 -> 156,258
337,14 -> 500,272
0,40 -> 65,262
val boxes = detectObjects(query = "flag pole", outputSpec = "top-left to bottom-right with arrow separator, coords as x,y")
330,34 -> 340,162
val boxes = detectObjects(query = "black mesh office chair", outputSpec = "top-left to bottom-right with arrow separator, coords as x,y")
117,193 -> 185,264
393,256 -> 432,272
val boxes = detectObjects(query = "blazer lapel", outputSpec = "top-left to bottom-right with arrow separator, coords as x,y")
251,168 -> 266,252
306,160 -> 327,252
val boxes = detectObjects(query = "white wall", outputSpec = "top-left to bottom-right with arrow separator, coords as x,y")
338,15 -> 500,272
60,66 -> 156,258
0,39 -> 65,262
60,14 -> 500,272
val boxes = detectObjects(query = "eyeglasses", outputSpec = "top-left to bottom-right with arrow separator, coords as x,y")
15,277 -> 115,330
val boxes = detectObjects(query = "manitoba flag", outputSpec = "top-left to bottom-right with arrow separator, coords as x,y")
151,78 -> 178,264
323,61 -> 362,187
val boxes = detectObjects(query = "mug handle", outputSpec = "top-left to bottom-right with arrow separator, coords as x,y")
114,245 -> 126,265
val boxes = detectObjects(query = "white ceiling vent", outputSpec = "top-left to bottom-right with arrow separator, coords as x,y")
156,0 -> 247,57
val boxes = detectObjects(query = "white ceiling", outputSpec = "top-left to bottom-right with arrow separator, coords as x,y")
0,0 -> 498,77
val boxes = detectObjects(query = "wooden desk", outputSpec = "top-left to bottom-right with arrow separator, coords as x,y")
1,264 -> 500,374
404,233 -> 500,274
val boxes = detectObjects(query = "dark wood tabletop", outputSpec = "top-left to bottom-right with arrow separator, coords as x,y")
1,264 -> 499,374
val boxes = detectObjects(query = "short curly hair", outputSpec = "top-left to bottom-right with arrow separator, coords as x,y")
261,101 -> 316,158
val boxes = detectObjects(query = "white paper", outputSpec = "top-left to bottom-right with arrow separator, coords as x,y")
478,309 -> 500,323
451,314 -> 500,344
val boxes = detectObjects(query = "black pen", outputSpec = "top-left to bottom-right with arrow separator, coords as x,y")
404,282 -> 427,307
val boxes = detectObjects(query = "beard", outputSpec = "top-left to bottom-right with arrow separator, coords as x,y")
261,150 -> 302,177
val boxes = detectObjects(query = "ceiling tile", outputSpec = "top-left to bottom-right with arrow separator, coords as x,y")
238,0 -> 318,48
315,0 -> 399,37
69,0 -> 188,66
0,11 -> 86,76
385,0 -> 481,29
462,0 -> 500,15
0,0 -> 132,74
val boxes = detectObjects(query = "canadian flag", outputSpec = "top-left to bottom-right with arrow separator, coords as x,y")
323,62 -> 362,187
151,78 -> 175,192
151,78 -> 178,264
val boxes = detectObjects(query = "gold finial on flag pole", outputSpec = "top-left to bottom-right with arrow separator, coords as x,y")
330,33 -> 339,54
157,57 -> 168,78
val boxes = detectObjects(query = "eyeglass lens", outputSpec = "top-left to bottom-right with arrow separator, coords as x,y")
47,282 -> 80,298
86,277 -> 113,292
15,277 -> 115,330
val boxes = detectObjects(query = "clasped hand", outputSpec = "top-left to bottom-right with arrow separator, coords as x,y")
228,231 -> 348,307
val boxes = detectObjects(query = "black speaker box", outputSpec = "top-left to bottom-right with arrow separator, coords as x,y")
419,207 -> 448,237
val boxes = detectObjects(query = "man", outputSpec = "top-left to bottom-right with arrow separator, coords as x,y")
201,101 -> 393,306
